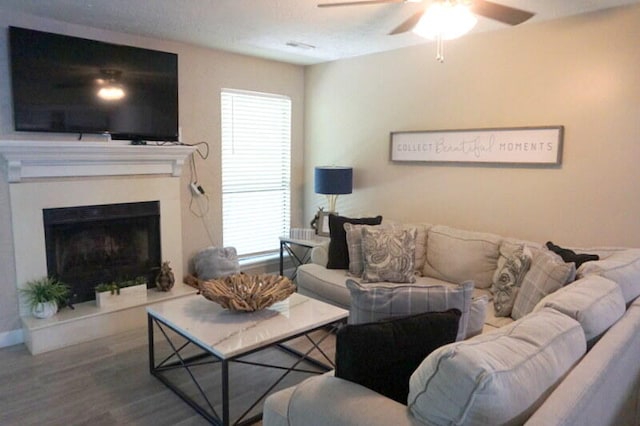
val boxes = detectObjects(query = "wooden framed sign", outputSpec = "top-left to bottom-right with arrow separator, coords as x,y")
390,126 -> 563,165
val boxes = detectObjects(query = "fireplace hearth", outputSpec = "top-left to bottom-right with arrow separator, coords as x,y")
43,201 -> 161,304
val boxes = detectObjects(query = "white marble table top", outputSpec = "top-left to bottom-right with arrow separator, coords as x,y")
147,293 -> 348,359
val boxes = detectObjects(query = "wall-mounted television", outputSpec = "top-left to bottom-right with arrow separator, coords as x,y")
9,26 -> 179,142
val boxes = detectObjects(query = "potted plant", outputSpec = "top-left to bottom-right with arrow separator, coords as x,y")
20,277 -> 70,319
95,276 -> 147,308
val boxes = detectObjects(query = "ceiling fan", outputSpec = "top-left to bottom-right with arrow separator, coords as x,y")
317,0 -> 534,61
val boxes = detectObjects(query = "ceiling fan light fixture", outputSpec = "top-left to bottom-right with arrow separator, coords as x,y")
412,1 -> 478,41
97,85 -> 126,101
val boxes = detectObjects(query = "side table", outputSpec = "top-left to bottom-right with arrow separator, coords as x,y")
279,236 -> 328,280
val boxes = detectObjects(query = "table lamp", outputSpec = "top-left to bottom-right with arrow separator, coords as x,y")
314,166 -> 353,212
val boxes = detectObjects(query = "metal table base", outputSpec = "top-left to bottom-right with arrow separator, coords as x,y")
148,314 -> 342,426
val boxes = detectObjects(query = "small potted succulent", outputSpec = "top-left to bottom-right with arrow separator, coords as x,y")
20,277 -> 70,319
95,276 -> 147,308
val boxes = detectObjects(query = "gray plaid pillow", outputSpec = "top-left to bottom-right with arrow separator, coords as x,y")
346,279 -> 474,341
511,248 -> 576,320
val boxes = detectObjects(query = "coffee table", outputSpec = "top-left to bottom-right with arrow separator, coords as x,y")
147,293 -> 348,426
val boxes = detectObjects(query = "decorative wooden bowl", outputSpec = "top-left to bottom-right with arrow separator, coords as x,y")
198,273 -> 296,312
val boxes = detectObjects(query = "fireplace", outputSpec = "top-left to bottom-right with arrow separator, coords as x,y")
43,201 -> 161,304
1,140 -> 195,354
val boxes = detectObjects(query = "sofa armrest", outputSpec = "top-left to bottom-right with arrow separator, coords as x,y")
264,375 -> 422,426
526,299 -> 640,426
310,241 -> 330,266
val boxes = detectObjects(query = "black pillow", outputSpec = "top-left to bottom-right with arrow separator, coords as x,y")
335,309 -> 461,404
546,241 -> 599,268
326,214 -> 383,269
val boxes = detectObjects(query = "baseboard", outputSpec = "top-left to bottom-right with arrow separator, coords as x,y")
0,328 -> 24,348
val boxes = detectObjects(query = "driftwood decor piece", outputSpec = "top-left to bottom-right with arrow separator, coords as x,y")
198,273 -> 296,312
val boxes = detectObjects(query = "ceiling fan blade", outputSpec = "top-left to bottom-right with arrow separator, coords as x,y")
388,9 -> 424,35
318,0 -> 403,7
470,0 -> 534,25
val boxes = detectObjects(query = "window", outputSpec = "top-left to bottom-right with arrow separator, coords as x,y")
221,89 -> 291,257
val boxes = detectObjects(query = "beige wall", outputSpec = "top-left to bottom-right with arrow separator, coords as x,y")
304,4 -> 640,248
0,10 -> 305,337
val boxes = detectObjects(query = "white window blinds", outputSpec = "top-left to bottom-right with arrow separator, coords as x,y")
221,89 -> 291,257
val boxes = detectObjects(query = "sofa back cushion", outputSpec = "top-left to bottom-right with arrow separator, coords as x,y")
533,275 -> 625,344
422,225 -> 502,289
408,308 -> 586,426
346,279 -> 473,341
577,247 -> 640,303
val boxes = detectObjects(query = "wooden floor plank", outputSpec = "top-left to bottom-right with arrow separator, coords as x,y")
0,326 -> 336,425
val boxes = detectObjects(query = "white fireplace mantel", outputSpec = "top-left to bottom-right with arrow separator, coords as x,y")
0,140 -> 196,182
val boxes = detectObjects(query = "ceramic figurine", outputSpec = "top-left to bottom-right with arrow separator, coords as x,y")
156,261 -> 175,291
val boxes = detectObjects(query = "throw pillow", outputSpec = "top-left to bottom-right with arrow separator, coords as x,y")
511,248 -> 576,320
192,246 -> 240,280
335,309 -> 461,404
466,295 -> 489,338
361,226 -> 417,283
491,245 -> 532,317
346,279 -> 474,341
326,215 -> 383,270
546,241 -> 599,268
344,223 -> 386,277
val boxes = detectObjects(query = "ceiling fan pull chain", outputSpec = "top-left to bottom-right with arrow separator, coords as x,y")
436,34 -> 445,63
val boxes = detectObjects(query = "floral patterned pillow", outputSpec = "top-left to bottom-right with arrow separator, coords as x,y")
361,227 -> 417,283
491,245 -> 532,317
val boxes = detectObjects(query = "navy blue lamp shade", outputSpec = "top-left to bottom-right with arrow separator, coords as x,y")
314,166 -> 353,212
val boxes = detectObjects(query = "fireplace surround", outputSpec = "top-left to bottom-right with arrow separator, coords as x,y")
0,140 -> 196,354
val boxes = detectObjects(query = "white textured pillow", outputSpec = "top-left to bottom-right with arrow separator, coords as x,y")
534,275 -> 625,343
361,226 -> 417,283
422,225 -> 502,289
346,279 -> 474,341
511,249 -> 576,320
408,308 -> 586,426
466,295 -> 489,339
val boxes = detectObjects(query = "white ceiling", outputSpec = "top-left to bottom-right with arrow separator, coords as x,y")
1,0 -> 638,65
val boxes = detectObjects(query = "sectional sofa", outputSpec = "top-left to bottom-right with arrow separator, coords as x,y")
264,222 -> 640,425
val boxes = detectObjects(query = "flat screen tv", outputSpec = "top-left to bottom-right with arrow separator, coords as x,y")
9,26 -> 179,142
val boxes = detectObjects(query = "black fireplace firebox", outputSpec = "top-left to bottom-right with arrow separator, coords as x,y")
43,201 -> 162,304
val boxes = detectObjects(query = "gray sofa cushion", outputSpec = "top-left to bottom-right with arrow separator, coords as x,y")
297,264 -> 351,309
533,275 -> 625,343
346,279 -> 474,341
422,225 -> 502,289
408,308 -> 586,426
577,247 -> 640,303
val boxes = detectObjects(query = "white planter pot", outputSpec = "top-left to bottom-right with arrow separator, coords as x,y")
32,301 -> 58,319
95,283 -> 147,308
